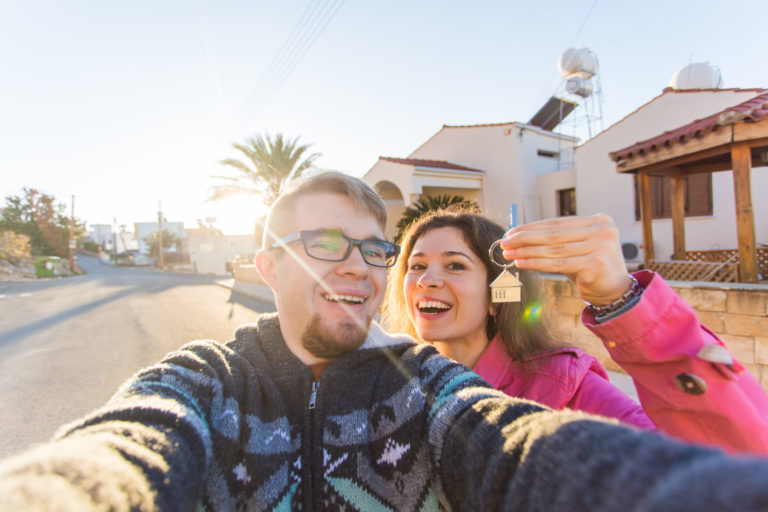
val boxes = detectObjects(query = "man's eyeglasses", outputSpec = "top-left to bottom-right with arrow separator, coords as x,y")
270,229 -> 401,268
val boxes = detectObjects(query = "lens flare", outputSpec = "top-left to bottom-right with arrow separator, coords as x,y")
522,302 -> 542,326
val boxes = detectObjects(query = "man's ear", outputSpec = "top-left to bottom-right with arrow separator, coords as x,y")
255,249 -> 279,290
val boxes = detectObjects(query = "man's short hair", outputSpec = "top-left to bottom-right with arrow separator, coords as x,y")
262,171 -> 388,249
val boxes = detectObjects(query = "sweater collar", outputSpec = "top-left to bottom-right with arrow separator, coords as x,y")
236,313 -> 416,370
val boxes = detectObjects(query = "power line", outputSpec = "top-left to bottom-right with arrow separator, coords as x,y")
245,0 -> 345,122
240,0 -> 346,126
529,0 -> 599,119
240,0 -> 328,111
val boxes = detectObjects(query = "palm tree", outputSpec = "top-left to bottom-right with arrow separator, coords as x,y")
208,133 -> 320,206
395,194 -> 479,242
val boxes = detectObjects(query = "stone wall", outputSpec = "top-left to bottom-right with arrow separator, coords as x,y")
541,276 -> 768,392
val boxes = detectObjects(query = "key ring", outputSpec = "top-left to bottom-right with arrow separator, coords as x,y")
489,239 -> 516,270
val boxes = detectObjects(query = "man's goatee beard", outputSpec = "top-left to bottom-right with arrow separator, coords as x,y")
301,314 -> 370,359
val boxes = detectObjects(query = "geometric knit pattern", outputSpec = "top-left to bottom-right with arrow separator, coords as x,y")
3,313 -> 768,511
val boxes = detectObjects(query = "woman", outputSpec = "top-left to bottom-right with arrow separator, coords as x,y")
382,209 -> 768,453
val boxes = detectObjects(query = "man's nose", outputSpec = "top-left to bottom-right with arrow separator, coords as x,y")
336,244 -> 370,277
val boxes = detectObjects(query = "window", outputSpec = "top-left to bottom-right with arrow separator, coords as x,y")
538,149 -> 559,158
558,188 -> 576,216
634,173 -> 712,220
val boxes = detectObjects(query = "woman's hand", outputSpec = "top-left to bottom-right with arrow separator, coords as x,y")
499,214 -> 632,306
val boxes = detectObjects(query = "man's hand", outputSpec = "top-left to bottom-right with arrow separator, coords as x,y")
499,214 -> 632,306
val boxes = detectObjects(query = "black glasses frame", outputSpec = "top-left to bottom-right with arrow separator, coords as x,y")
270,229 -> 400,268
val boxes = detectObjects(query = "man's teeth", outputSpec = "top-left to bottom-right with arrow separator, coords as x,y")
324,294 -> 365,304
418,300 -> 450,311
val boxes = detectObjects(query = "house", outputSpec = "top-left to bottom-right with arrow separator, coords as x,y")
134,221 -> 185,255
183,227 -> 257,276
363,88 -> 768,271
364,123 -> 578,239
576,87 -> 768,265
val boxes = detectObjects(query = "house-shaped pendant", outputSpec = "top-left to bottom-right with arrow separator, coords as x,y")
490,269 -> 522,303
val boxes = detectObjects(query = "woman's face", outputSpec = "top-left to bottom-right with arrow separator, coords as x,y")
404,226 -> 493,347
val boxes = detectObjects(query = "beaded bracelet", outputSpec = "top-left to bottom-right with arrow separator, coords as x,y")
584,274 -> 641,317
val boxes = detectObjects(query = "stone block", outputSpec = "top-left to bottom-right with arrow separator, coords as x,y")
723,313 -> 768,337
720,334 -> 755,364
695,310 -> 724,334
756,338 -> 768,365
675,287 -> 726,312
741,363 -> 761,382
726,291 -> 768,317
760,366 -> 768,394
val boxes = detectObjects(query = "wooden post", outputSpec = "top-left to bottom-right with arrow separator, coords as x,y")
638,169 -> 655,265
670,170 -> 686,260
731,142 -> 757,282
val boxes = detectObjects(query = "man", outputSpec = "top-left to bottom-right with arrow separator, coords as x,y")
0,171 -> 767,511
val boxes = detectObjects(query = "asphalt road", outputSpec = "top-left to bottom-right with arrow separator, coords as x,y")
0,254 -> 275,458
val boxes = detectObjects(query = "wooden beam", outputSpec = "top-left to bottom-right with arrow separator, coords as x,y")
638,169 -> 655,264
678,158 -> 734,175
670,172 -> 686,260
733,118 -> 768,142
615,127 -> 733,172
731,142 -> 758,283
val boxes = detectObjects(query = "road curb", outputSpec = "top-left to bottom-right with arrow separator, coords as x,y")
215,279 -> 275,304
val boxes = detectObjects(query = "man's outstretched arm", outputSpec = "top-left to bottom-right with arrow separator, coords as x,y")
431,386 -> 768,511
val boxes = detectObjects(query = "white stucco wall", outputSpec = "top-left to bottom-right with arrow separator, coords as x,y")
536,168 -> 577,220
187,234 -> 257,275
409,124 -> 576,226
575,89 -> 766,257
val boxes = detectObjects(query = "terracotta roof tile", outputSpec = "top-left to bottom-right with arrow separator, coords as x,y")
379,156 -> 483,173
610,89 -> 768,162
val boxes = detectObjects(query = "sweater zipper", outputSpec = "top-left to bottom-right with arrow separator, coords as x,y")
308,381 -> 319,409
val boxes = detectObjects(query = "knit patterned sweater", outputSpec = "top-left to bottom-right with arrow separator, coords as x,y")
2,313 -> 768,511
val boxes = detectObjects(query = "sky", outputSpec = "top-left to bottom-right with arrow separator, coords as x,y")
1,0 -> 766,236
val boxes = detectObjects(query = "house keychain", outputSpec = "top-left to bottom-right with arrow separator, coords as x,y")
488,203 -> 522,303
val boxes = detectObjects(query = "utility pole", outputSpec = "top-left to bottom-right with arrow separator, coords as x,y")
113,217 -> 118,265
157,201 -> 164,270
68,194 -> 78,272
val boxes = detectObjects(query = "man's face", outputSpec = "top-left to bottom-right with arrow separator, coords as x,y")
258,192 -> 388,364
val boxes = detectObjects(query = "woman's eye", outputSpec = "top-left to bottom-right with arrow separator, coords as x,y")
408,263 -> 426,271
446,262 -> 466,271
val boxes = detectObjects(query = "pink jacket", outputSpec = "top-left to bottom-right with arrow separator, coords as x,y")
473,270 -> 768,454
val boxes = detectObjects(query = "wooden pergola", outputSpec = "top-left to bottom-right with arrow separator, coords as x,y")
610,91 -> 768,283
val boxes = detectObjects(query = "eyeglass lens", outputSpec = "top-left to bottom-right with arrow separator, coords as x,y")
303,231 -> 396,267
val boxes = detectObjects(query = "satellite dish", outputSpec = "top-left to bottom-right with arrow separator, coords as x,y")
669,62 -> 723,90
558,48 -> 598,79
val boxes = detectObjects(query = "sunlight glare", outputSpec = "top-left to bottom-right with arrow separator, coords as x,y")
207,195 -> 270,235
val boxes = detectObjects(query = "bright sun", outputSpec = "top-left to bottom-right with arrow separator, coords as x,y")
206,195 -> 270,235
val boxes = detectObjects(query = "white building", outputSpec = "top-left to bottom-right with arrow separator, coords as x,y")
184,228 -> 257,275
134,221 -> 185,255
89,224 -> 112,248
363,87 -> 768,265
88,224 -> 138,253
364,123 -> 578,239
576,87 -> 768,262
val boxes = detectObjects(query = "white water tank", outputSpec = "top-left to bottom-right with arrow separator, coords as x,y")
558,48 -> 598,78
565,76 -> 594,98
669,62 -> 723,89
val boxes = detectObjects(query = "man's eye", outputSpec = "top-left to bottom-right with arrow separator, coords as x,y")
363,246 -> 386,259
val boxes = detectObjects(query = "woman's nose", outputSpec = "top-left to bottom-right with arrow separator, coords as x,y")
417,267 -> 442,288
